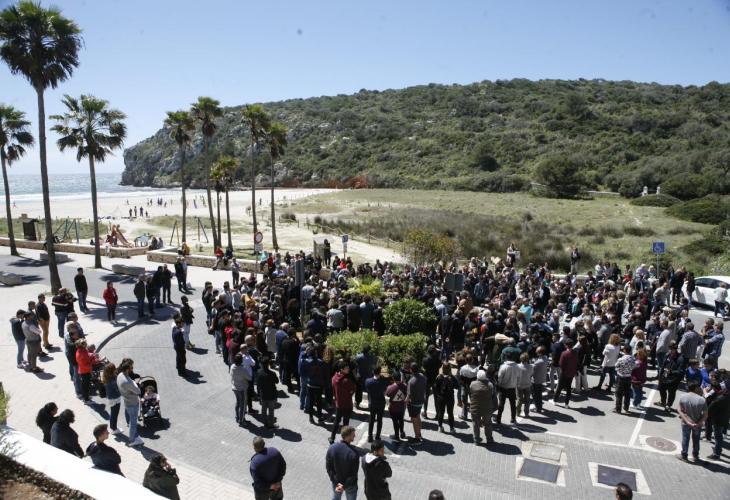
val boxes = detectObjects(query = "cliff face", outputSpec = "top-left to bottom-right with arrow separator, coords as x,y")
121,79 -> 730,197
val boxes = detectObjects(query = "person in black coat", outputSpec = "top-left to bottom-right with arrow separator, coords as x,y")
152,267 -> 164,307
143,454 -> 180,500
134,276 -> 147,319
256,357 -> 280,429
145,278 -> 156,317
172,316 -> 187,376
362,440 -> 392,500
174,258 -> 187,293
326,426 -> 359,498
161,264 -> 173,304
86,424 -> 123,475
35,402 -> 58,444
50,409 -> 83,458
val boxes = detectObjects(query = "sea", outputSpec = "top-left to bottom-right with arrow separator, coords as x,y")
1,172 -> 181,204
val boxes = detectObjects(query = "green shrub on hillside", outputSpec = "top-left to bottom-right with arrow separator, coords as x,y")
383,298 -> 437,336
629,194 -> 681,207
666,195 -> 730,224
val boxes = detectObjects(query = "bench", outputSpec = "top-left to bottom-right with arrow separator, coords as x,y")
112,264 -> 146,277
0,271 -> 23,286
40,251 -> 70,263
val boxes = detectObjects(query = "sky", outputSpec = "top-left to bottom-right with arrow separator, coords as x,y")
1,0 -> 730,175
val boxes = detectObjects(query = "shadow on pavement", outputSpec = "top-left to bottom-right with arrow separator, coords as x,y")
540,408 -> 577,423
8,258 -> 45,268
182,370 -> 206,384
572,406 -> 605,417
486,441 -> 522,455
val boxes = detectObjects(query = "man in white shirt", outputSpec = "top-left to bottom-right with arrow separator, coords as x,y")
714,283 -> 728,318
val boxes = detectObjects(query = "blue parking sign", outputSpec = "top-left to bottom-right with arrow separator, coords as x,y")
652,241 -> 665,254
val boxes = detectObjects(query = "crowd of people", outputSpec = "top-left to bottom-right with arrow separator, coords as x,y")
13,244 -> 730,499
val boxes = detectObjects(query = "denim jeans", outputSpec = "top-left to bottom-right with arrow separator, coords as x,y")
631,384 -> 643,407
233,389 -> 247,422
656,351 -> 667,372
597,366 -> 616,389
73,365 -> 82,396
299,376 -> 310,410
56,312 -> 67,338
77,291 -> 87,311
137,297 -> 145,317
681,423 -> 701,458
712,423 -> 724,456
331,483 -> 357,500
124,403 -> 140,441
15,338 -> 25,365
109,403 -> 120,430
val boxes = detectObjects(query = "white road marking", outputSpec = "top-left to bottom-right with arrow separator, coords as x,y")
628,387 -> 657,447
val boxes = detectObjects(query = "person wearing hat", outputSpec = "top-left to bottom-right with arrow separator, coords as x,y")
21,310 -> 44,373
180,296 -> 195,349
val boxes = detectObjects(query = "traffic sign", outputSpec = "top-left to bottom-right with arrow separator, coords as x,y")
254,242 -> 263,253
652,241 -> 665,254
341,234 -> 349,243
254,231 -> 263,244
342,242 -> 348,253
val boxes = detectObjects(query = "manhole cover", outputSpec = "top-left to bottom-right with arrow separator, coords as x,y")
645,436 -> 677,452
519,458 -> 560,483
597,465 -> 637,491
530,443 -> 563,462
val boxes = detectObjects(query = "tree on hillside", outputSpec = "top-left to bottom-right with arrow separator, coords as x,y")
0,1 -> 82,293
471,139 -> 500,172
191,96 -> 222,249
241,104 -> 271,251
164,111 -> 194,243
265,122 -> 288,251
534,155 -> 586,198
0,105 -> 34,256
51,95 -> 126,268
211,156 -> 238,250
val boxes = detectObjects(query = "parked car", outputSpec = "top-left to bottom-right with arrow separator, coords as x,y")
683,275 -> 730,308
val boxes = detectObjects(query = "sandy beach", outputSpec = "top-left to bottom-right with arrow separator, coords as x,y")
11,187 -> 404,263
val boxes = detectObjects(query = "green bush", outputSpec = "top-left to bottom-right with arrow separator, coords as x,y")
345,277 -> 383,298
666,195 -> 730,224
383,298 -> 437,336
326,330 -> 429,369
622,225 -> 656,237
629,193 -> 681,207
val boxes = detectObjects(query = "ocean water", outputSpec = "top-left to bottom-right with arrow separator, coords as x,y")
1,172 -> 180,203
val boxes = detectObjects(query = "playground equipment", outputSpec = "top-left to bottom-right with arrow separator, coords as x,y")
108,223 -> 134,248
53,218 -> 81,243
169,217 -> 209,247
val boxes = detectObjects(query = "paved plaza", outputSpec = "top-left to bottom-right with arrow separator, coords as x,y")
1,247 -> 729,499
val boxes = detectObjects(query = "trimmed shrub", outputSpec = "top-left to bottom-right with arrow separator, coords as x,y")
383,298 -> 437,336
629,193 -> 681,207
326,330 -> 429,369
666,195 -> 730,224
280,212 -> 297,221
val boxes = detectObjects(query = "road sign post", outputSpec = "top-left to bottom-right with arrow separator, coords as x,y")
342,234 -> 349,259
254,231 -> 263,255
652,241 -> 665,277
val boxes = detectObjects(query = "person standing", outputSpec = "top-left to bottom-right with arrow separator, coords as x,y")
250,437 -> 286,500
152,266 -> 163,307
172,316 -> 187,377
470,369 -> 496,445
706,381 -> 730,460
326,425 -> 359,500
231,258 -> 241,288
304,348 -> 326,425
21,311 -> 43,373
385,373 -> 407,441
117,359 -> 143,447
143,454 -> 180,500
101,363 -> 122,435
433,362 -> 457,433
11,309 -> 26,369
102,282 -> 119,322
86,424 -> 123,475
174,257 -> 186,293
613,344 -> 636,413
361,440 -> 392,500
50,409 -> 83,457
355,345 -> 377,409
134,275 -> 147,319
554,339 -> 578,407
714,282 -> 728,318
180,296 -> 195,349
161,264 -> 173,304
496,354 -> 519,425
406,363 -> 427,443
531,347 -> 548,413
75,339 -> 93,403
35,402 -> 58,444
677,382 -> 708,462
74,268 -> 89,313
51,288 -> 69,339
458,354 -> 479,420
422,345 -> 441,418
257,357 -> 280,429
330,362 -> 356,444
365,365 -> 389,442
145,277 -> 156,318
36,294 -> 51,349
231,353 -> 251,425
630,350 -> 648,409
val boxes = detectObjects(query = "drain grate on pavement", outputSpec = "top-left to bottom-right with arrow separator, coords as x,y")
644,436 -> 677,453
529,443 -> 563,462
596,464 -> 637,491
519,458 -> 560,484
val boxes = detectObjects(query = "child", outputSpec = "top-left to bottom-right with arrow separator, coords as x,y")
142,385 -> 160,418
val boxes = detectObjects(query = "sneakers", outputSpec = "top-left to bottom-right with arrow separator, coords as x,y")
128,437 -> 144,447
676,454 -> 689,462
17,363 -> 25,369
707,454 -> 720,460
110,428 -> 123,435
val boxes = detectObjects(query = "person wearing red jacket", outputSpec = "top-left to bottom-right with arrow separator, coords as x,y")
75,339 -> 93,403
102,282 -> 119,322
329,362 -> 355,444
553,339 -> 578,407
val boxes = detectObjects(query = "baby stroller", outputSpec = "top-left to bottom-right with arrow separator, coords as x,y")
90,357 -> 110,398
136,376 -> 162,426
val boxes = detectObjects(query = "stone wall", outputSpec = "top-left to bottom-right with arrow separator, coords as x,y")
146,248 -> 258,272
0,238 -> 147,258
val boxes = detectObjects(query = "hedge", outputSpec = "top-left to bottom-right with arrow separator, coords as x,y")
665,195 -> 730,224
327,330 -> 429,369
383,298 -> 437,336
629,193 -> 681,207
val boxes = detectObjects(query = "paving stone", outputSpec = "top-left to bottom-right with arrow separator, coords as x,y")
530,443 -> 563,462
597,464 -> 637,491
519,458 -> 560,483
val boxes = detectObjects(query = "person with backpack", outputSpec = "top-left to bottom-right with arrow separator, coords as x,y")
385,372 -> 407,441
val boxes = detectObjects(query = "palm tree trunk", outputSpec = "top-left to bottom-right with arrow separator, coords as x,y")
270,157 -> 278,251
36,88 -> 61,293
216,191 -> 222,245
250,139 -> 257,248
180,146 -> 187,243
88,156 -> 102,268
225,188 -> 232,250
204,140 -> 218,248
1,151 -> 18,256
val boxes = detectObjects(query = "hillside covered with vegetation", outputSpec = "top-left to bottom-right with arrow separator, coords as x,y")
123,79 -> 730,199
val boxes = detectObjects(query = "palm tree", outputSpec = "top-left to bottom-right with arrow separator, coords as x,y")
51,95 -> 126,268
164,110 -> 194,243
241,104 -> 270,250
265,122 -> 288,252
0,1 -> 82,293
211,156 -> 237,250
191,96 -> 222,249
0,105 -> 34,256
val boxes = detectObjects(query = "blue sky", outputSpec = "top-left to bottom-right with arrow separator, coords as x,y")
2,0 -> 730,174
